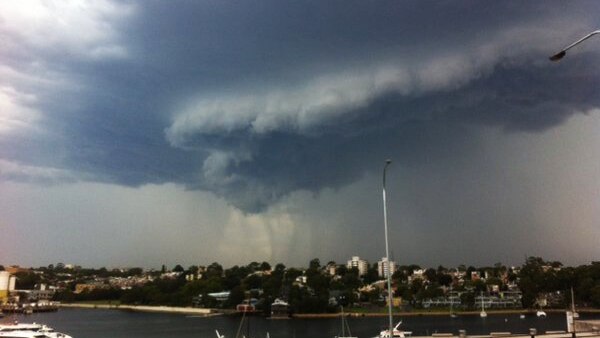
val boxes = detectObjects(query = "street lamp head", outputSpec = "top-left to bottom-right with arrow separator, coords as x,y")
549,50 -> 566,62
549,29 -> 600,62
383,159 -> 392,187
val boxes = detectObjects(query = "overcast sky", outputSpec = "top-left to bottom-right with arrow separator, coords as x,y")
1,1 -> 600,269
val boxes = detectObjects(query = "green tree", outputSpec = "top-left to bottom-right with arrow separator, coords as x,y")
205,262 -> 224,279
309,258 -> 321,270
424,268 -> 437,282
461,292 -> 475,308
518,257 -> 547,308
244,274 -> 263,290
227,286 -> 245,307
466,266 -> 476,280
363,265 -> 380,285
260,262 -> 271,271
472,279 -> 487,293
283,268 -> 303,285
274,263 -> 286,273
437,273 -> 453,287
129,267 -> 143,276
336,265 -> 348,276
188,265 -> 199,273
589,285 -> 600,307
341,269 -> 361,290
15,271 -> 40,289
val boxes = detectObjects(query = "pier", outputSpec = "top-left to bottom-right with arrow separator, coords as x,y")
406,320 -> 600,338
1,303 -> 59,314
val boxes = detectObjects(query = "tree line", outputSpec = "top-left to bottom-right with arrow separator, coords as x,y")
14,257 -> 600,313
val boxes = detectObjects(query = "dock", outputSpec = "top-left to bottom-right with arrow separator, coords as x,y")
407,321 -> 600,338
1,304 -> 59,314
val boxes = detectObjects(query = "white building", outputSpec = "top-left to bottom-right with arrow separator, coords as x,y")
347,256 -> 369,276
0,271 -> 16,303
408,269 -> 426,284
325,263 -> 337,276
377,257 -> 397,278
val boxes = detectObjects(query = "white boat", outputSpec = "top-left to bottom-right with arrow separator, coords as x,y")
536,310 -> 547,317
479,292 -> 487,318
0,322 -> 72,338
214,330 -> 271,338
377,321 -> 411,338
0,332 -> 51,338
270,298 -> 289,319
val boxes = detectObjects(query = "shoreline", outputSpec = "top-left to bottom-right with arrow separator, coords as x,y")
60,303 -> 600,318
59,303 -> 223,316
293,308 -> 600,318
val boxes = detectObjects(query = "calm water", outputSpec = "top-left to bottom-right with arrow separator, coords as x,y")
3,309 -> 597,338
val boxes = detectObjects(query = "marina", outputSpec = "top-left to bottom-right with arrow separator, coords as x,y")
1,304 -> 59,315
2,308 -> 599,338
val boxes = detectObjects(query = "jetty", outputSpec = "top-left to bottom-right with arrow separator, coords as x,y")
1,303 -> 59,314
404,319 -> 600,338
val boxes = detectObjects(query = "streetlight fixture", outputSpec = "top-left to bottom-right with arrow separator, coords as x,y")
382,159 -> 393,337
550,30 -> 600,61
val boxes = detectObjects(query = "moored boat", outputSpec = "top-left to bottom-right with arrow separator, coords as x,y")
0,322 -> 72,338
270,299 -> 289,319
377,321 -> 411,338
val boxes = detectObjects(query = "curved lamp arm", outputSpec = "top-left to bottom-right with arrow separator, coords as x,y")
550,30 -> 600,61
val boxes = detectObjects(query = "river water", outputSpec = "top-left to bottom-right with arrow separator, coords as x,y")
4,309 -> 598,338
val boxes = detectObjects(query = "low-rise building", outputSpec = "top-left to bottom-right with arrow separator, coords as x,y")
74,282 -> 109,294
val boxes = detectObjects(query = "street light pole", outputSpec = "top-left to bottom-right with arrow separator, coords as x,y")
382,159 -> 393,337
550,30 -> 600,61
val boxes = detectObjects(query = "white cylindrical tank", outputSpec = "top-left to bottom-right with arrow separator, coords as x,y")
0,271 -> 10,291
8,275 -> 16,291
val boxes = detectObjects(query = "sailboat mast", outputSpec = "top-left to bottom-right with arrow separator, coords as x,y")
571,287 -> 576,312
341,306 -> 345,337
450,286 -> 453,314
382,159 -> 393,337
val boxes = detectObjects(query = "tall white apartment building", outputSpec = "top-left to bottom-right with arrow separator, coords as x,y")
347,256 -> 369,276
377,257 -> 397,278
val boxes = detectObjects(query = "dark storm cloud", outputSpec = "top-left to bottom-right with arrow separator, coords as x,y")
193,57 -> 600,212
1,1 -> 599,212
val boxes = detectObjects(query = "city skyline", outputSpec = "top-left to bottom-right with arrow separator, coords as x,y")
0,255 -> 565,272
1,1 -> 600,269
